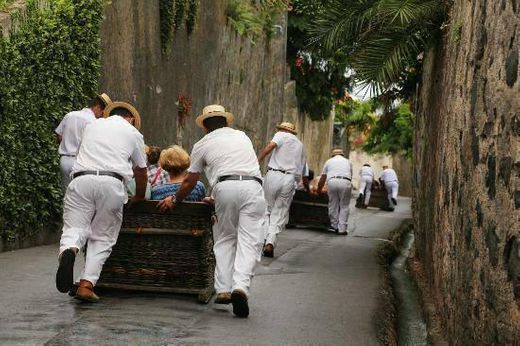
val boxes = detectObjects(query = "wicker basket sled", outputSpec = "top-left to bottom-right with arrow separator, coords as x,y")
96,201 -> 216,303
355,185 -> 393,210
288,190 -> 330,229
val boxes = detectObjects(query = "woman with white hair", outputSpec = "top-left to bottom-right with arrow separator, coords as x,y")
151,145 -> 205,201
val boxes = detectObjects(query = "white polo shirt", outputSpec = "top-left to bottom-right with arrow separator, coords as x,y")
321,155 -> 352,180
188,127 -> 261,187
55,108 -> 96,156
71,116 -> 147,183
267,131 -> 306,176
380,168 -> 398,183
359,165 -> 375,178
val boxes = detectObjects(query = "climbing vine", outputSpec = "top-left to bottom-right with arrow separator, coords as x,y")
160,0 -> 199,53
0,0 -> 103,242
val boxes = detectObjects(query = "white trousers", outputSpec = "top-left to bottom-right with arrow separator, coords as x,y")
263,170 -> 296,246
358,176 -> 373,205
59,156 -> 76,190
385,181 -> 399,207
59,175 -> 126,285
327,178 -> 352,232
213,180 -> 266,296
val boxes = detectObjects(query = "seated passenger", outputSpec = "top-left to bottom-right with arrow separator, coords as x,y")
146,145 -> 169,187
151,145 -> 206,201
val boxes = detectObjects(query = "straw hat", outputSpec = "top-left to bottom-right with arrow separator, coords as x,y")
104,101 -> 142,130
195,104 -> 234,129
276,121 -> 297,134
98,93 -> 112,108
331,148 -> 344,156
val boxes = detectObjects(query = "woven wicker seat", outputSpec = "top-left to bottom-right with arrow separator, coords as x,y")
96,200 -> 215,303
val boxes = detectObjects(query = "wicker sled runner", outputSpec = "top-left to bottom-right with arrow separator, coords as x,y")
96,201 -> 216,303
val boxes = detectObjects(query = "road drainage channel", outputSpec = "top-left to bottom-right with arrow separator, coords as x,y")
391,231 -> 428,345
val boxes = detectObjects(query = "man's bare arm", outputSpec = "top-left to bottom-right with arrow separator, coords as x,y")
258,142 -> 277,163
316,174 -> 327,194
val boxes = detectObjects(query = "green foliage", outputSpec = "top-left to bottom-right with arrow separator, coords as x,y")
336,99 -> 375,130
0,0 -> 103,242
363,102 -> 414,158
160,0 -> 199,53
308,0 -> 445,97
0,0 -> 15,10
226,0 -> 288,43
288,0 -> 352,120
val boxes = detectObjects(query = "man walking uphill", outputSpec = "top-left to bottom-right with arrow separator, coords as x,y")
55,93 -> 112,189
258,121 -> 308,258
55,101 -> 147,302
157,104 -> 266,318
316,148 -> 353,235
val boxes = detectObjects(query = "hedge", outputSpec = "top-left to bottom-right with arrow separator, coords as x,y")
0,0 -> 102,242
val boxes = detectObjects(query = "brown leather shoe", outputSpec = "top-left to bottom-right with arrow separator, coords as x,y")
75,279 -> 100,303
231,289 -> 249,318
214,292 -> 232,304
263,243 -> 274,258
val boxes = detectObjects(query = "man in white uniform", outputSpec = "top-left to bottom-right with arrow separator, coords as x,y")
157,105 -> 265,318
380,165 -> 399,208
56,101 -> 147,302
258,122 -> 308,258
316,148 -> 352,235
55,93 -> 112,189
358,163 -> 375,208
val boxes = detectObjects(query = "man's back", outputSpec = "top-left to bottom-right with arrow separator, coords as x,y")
55,108 -> 95,155
268,131 -> 305,175
381,168 -> 398,182
323,155 -> 352,178
72,116 -> 145,182
189,127 -> 260,186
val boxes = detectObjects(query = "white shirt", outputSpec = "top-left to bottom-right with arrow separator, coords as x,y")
71,116 -> 147,183
359,166 -> 375,178
321,155 -> 352,180
55,108 -> 96,155
380,168 -> 398,183
267,131 -> 306,176
188,127 -> 261,187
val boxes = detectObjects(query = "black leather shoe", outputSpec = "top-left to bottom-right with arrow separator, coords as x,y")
263,244 -> 274,258
56,248 -> 76,293
231,289 -> 249,318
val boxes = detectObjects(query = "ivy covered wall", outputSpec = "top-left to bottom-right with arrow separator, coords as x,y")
0,0 -> 103,246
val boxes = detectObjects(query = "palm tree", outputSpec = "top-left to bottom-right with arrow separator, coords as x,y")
308,0 -> 444,96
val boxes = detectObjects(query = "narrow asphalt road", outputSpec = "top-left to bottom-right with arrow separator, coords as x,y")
0,198 -> 411,345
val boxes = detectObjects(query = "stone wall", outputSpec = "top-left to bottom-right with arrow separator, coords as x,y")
414,0 -> 519,343
283,80 -> 334,174
100,0 -> 286,154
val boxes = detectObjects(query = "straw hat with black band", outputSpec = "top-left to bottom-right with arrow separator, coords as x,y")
97,93 -> 112,109
331,148 -> 344,156
276,121 -> 297,135
195,104 -> 234,129
104,101 -> 142,130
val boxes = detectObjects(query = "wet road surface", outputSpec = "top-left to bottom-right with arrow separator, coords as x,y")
0,198 -> 411,345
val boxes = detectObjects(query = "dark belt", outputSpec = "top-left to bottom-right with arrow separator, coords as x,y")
72,170 -> 124,182
60,154 -> 76,157
217,175 -> 262,185
268,167 -> 291,174
330,176 -> 351,181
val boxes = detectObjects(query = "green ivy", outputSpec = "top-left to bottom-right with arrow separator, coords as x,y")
160,0 -> 199,53
0,0 -> 103,242
0,0 -> 15,10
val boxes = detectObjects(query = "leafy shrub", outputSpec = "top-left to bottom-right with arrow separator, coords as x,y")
0,0 -> 102,242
